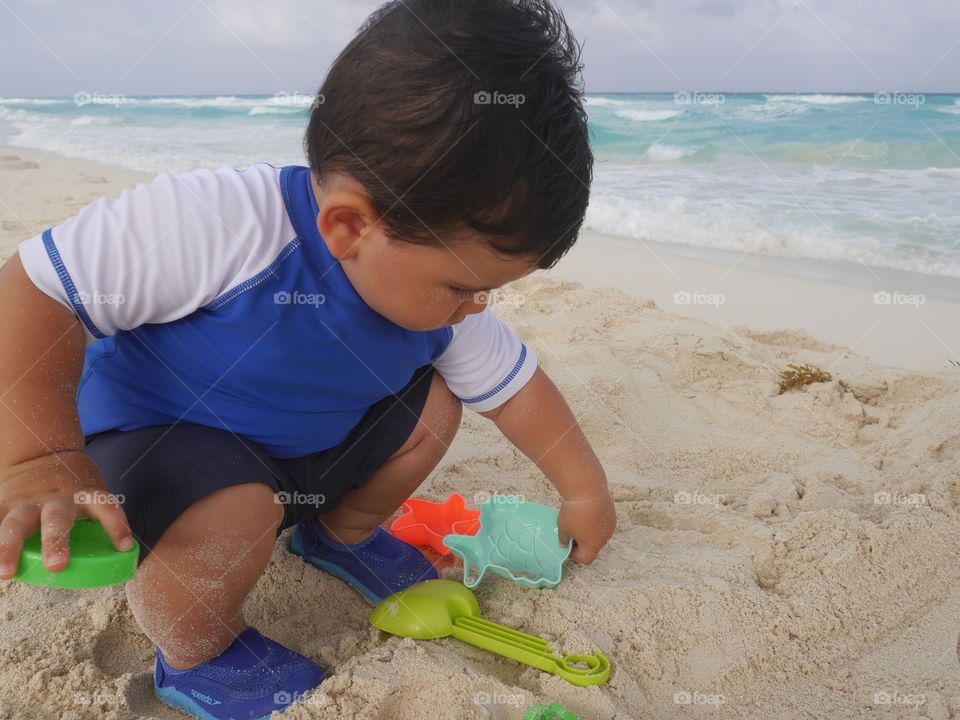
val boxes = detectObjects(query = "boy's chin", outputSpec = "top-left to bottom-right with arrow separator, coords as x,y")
391,317 -> 446,332
381,311 -> 458,332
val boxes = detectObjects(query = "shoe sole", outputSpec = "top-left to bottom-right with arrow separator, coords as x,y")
154,670 -> 322,720
154,676 -> 273,720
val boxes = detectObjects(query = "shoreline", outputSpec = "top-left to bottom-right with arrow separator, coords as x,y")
0,142 -> 152,184
547,234 -> 959,371
2,143 -> 957,371
575,230 -> 960,303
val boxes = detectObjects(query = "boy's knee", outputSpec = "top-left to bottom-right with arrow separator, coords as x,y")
162,481 -> 284,549
207,482 -> 285,535
393,372 -> 462,459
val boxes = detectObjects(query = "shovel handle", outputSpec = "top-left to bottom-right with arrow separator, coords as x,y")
451,616 -> 610,687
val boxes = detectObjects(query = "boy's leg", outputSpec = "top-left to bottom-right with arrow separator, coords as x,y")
86,424 -> 325,719
84,424 -> 292,669
316,370 -> 462,545
124,481 -> 283,669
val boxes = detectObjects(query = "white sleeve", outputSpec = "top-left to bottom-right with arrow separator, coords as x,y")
431,305 -> 538,412
16,163 -> 291,344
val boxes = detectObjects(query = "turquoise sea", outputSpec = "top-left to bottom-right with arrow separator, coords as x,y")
1,92 -> 958,277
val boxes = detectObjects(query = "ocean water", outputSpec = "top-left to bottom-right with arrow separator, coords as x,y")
1,92 -> 958,278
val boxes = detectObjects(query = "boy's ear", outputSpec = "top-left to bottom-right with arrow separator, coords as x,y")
316,189 -> 380,261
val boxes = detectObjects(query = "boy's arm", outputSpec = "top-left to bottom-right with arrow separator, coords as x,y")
0,254 -> 133,579
477,366 -> 616,563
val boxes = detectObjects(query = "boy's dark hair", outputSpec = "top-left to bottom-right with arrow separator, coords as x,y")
304,0 -> 593,270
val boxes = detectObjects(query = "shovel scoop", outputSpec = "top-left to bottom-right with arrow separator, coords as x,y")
370,580 -> 610,687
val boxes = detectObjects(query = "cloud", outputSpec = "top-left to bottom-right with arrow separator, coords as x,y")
0,0 -> 956,95
690,0 -> 748,18
574,0 -> 959,91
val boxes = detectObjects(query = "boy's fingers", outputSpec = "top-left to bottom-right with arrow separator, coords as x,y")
80,490 -> 134,552
571,542 -> 599,565
0,504 -> 40,579
40,497 -> 75,572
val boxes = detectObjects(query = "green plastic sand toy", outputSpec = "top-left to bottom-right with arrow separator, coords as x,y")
443,498 -> 572,590
370,579 -> 610,687
12,517 -> 138,588
524,703 -> 581,720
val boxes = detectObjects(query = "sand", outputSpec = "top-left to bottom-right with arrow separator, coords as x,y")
2,148 -> 960,720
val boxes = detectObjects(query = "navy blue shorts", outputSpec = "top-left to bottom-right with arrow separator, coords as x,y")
83,363 -> 436,565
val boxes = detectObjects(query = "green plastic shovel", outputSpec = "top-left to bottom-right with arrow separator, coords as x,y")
370,580 -> 610,687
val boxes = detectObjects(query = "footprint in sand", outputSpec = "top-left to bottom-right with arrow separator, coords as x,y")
93,618 -> 181,718
125,672 -> 186,719
0,156 -> 39,170
92,620 -> 154,677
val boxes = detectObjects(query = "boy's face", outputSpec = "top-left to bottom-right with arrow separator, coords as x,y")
312,173 -> 539,332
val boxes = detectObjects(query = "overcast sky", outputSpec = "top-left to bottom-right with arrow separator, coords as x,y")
0,0 -> 956,96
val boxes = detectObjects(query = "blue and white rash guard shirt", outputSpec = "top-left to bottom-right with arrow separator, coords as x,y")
17,163 -> 537,458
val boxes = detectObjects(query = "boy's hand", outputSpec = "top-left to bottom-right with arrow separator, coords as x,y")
478,366 -> 616,565
0,451 -> 133,579
557,489 -> 617,564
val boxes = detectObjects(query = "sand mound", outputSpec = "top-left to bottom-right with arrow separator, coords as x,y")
2,276 -> 958,720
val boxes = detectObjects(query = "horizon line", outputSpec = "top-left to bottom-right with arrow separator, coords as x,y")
0,90 -> 958,99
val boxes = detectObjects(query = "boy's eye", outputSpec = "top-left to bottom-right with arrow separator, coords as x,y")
450,286 -> 475,299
